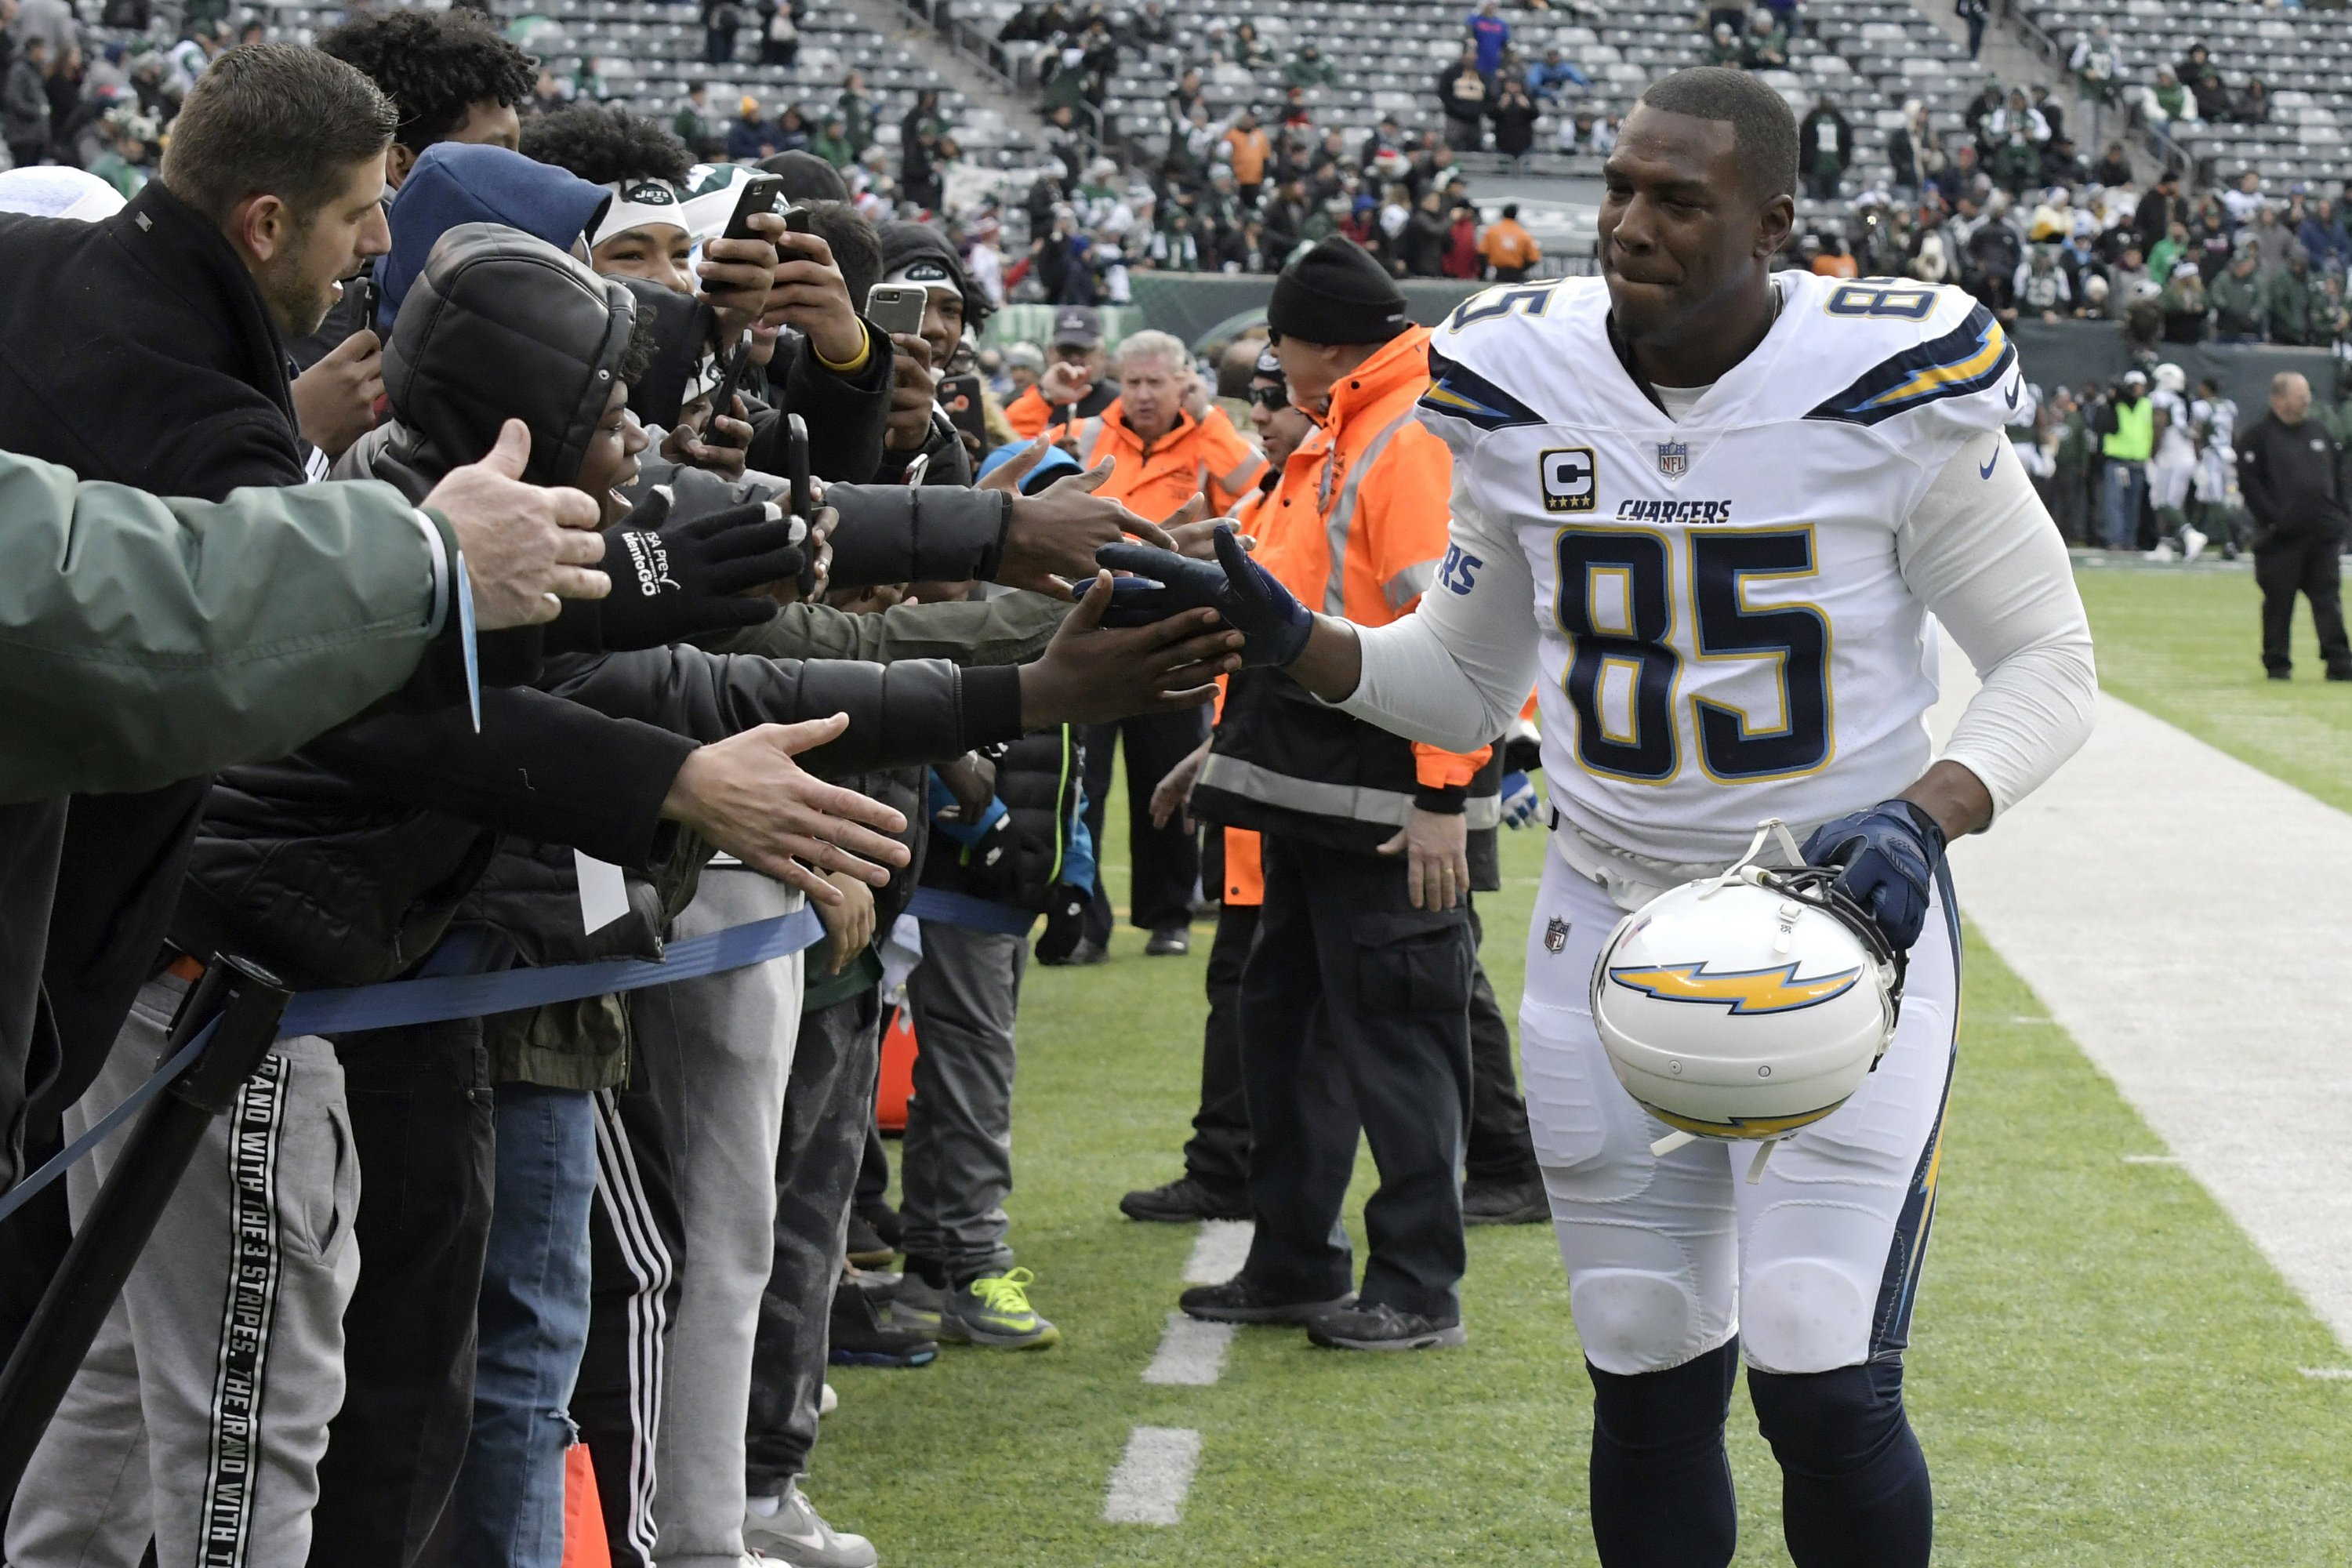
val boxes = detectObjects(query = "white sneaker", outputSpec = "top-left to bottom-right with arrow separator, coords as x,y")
819,1381 -> 838,1416
2182,525 -> 2208,562
743,1479 -> 878,1568
2146,541 -> 2176,562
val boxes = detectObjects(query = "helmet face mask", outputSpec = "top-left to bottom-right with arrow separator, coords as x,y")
1589,822 -> 1904,1145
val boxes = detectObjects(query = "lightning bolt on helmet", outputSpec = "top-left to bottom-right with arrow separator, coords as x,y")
1590,820 -> 1903,1174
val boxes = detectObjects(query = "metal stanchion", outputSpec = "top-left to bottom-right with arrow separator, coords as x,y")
0,956 -> 289,1497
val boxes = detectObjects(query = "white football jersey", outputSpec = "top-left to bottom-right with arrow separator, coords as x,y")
1416,270 -> 2021,866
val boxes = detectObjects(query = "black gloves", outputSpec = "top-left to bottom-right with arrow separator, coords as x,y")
587,488 -> 808,651
1094,524 -> 1314,668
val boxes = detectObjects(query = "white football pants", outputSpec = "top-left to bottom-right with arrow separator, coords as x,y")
1519,844 -> 1959,1377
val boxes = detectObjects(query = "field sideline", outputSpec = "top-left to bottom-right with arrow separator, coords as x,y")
805,563 -> 2352,1567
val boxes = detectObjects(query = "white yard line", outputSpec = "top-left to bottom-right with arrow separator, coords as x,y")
1102,1426 -> 1202,1525
1142,1312 -> 1234,1386
1929,634 -> 2352,1351
1182,1218 -> 1255,1283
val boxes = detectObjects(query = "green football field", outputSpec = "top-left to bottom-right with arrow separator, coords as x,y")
808,561 -> 2352,1567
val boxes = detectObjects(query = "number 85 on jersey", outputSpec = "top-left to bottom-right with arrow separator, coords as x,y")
1549,524 -> 1832,786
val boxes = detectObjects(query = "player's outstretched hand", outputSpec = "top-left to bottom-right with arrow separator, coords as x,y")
998,459 -> 1178,598
1094,524 -> 1312,667
593,489 -> 808,649
421,419 -> 608,629
1801,800 -> 1947,951
659,714 -> 912,906
1018,571 -> 1243,726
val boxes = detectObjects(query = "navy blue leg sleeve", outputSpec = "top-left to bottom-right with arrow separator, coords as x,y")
1585,1340 -> 1739,1568
1747,1358 -> 1933,1568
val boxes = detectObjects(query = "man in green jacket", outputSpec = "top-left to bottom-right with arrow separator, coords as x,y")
2210,248 -> 2268,340
0,428 -> 609,1191
2267,249 -> 2316,346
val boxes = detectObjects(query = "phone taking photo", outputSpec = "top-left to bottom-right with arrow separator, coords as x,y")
786,412 -> 818,597
864,282 -> 928,338
720,176 -> 789,245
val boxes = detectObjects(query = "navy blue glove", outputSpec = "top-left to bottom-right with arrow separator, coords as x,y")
1094,524 -> 1314,668
1800,800 -> 1947,951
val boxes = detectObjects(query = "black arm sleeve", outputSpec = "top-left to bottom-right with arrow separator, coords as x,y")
303,688 -> 695,869
823,482 -> 1014,590
745,328 -> 897,484
535,648 -> 1025,775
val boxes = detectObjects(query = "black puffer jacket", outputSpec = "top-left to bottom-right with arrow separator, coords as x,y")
178,230 -> 1022,989
920,728 -> 1084,915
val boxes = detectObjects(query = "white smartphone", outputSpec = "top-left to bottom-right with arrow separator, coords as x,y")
865,282 -> 929,336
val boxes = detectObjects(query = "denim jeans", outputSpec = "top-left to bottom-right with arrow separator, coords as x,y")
2102,459 -> 2147,550
444,1083 -> 597,1568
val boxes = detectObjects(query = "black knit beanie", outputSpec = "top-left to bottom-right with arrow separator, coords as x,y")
1266,236 -> 1410,347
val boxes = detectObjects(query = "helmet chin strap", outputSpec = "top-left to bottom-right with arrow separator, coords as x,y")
1698,818 -> 1807,899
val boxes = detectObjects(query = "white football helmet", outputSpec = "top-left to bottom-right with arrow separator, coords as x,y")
1589,821 -> 1902,1147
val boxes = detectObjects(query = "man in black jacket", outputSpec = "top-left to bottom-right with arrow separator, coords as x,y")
2238,370 -> 2352,680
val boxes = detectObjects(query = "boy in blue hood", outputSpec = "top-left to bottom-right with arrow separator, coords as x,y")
377,140 -> 612,332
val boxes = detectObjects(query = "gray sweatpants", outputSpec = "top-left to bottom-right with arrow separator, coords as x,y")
901,922 -> 1026,1279
8,977 -> 359,1568
639,870 -> 805,1568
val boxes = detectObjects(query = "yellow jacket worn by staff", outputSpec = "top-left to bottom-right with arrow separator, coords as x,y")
1065,397 -> 1267,524
1191,325 -> 1500,854
2102,394 -> 2154,462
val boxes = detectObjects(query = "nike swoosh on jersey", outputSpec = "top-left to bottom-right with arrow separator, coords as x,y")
1979,448 -> 2000,480
2004,378 -> 2020,409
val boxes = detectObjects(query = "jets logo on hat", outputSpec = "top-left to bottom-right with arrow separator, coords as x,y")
621,180 -> 680,207
899,260 -> 953,282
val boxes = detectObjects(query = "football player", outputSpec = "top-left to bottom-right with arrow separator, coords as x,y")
1123,65 -> 2097,1568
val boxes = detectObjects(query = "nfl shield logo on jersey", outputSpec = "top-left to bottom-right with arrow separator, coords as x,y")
1656,441 -> 1690,478
1544,916 -> 1570,954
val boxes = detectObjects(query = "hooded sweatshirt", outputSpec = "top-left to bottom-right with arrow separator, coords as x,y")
376,142 -> 612,334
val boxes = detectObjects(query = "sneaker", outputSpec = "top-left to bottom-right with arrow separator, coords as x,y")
742,1479 -> 877,1568
1119,1175 -> 1250,1223
1144,926 -> 1190,956
1461,1177 -> 1548,1226
1036,937 -> 1109,967
842,1262 -> 901,1298
2269,669 -> 2294,681
941,1268 -> 1061,1348
891,1270 -> 947,1336
856,1200 -> 903,1252
819,1381 -> 837,1415
2146,541 -> 2176,563
1305,1301 -> 1467,1352
844,1211 -> 895,1269
829,1276 -> 938,1368
2331,667 -> 2352,683
2181,525 -> 2208,563
1178,1275 -> 1355,1325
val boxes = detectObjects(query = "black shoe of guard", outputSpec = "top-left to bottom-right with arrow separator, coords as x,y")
1306,1301 -> 1467,1352
1461,1177 -> 1548,1226
1120,1176 -> 1251,1224
1178,1276 -> 1355,1325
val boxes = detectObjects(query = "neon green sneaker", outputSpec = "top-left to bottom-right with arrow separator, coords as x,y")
942,1267 -> 1061,1349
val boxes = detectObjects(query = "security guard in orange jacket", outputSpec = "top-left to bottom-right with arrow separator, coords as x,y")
1065,332 -> 1269,958
1181,239 -> 1499,1348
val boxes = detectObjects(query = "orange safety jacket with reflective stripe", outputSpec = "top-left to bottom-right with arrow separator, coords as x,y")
1066,399 -> 1267,525
1192,326 -> 1500,858
1213,478 -> 1283,906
